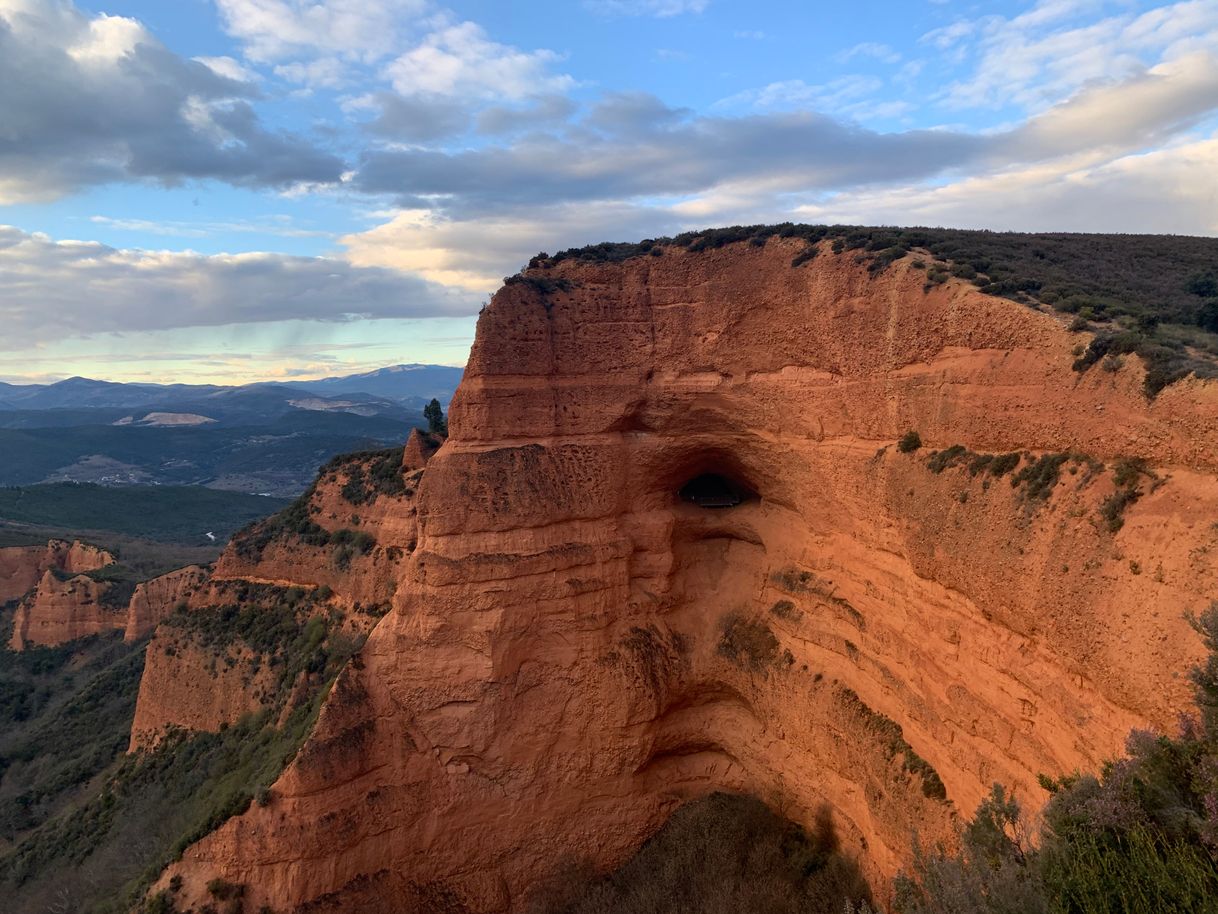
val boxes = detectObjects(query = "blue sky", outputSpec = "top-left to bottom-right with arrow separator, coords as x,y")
2,0 -> 1216,383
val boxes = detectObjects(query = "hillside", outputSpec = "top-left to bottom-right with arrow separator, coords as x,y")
4,230 -> 1218,914
0,445 -> 423,912
0,485 -> 289,545
0,364 -> 463,495
111,231 -> 1215,913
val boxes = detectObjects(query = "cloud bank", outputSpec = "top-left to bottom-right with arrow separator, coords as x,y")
0,226 -> 477,348
0,0 -> 344,202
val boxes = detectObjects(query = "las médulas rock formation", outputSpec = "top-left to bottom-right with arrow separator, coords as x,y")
0,539 -> 113,604
129,450 -> 423,749
124,564 -> 211,642
7,560 -> 209,651
154,238 -> 1218,913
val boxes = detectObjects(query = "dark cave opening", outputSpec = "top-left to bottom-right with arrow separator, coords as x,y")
678,473 -> 758,509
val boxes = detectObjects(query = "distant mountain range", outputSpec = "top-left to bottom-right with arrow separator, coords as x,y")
0,365 -> 464,496
0,364 -> 464,412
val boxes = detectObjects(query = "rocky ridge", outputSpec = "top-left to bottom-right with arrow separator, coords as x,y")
0,539 -> 113,604
133,237 -> 1218,913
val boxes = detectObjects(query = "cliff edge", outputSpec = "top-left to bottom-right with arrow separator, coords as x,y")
158,238 -> 1218,912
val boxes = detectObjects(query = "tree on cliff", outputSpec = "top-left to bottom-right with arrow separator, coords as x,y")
424,399 -> 447,436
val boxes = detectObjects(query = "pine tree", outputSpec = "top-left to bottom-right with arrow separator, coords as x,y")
424,398 -> 447,436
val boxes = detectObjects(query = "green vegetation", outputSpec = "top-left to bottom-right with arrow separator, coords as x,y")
531,792 -> 871,914
771,599 -> 802,621
0,582 -> 367,913
0,633 -> 146,842
528,225 -> 1218,397
0,483 -> 288,544
0,412 -> 416,492
837,686 -> 948,802
234,448 -> 405,563
231,481 -> 330,561
921,445 -> 1160,533
338,447 -> 409,505
897,431 -> 923,453
925,445 -> 1024,479
1100,458 -> 1155,533
1010,453 -> 1076,502
0,524 -> 218,580
881,603 -> 1218,914
423,398 -> 448,436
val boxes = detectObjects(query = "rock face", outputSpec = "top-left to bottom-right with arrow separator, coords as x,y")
0,539 -> 113,604
129,450 -> 421,748
8,569 -> 118,650
123,564 -> 210,642
162,241 -> 1218,912
7,559 -> 209,651
402,427 -> 442,470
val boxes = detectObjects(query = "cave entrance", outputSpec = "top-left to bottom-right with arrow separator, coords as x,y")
678,473 -> 757,509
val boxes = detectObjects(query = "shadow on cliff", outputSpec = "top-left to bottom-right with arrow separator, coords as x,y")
526,793 -> 872,914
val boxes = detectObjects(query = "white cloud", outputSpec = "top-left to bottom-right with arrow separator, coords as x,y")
0,0 -> 342,201
194,55 -> 261,83
341,203 -> 677,290
88,215 -> 333,239
584,0 -> 709,17
213,0 -> 428,64
215,0 -> 574,99
717,76 -> 913,122
835,41 -> 901,64
0,225 -> 477,347
383,21 -> 574,100
793,133 -> 1218,236
344,127 -> 1218,300
935,0 -> 1218,111
1003,51 -> 1218,159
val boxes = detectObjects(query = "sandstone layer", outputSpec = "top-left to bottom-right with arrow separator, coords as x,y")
124,564 -> 210,642
161,240 -> 1218,912
129,450 -> 424,748
8,569 -> 118,650
0,539 -> 113,604
7,560 -> 210,651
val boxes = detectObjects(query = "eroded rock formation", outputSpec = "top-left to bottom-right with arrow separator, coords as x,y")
156,240 -> 1218,912
7,558 -> 209,651
0,539 -> 113,604
8,569 -> 118,650
129,450 -> 423,748
124,564 -> 210,642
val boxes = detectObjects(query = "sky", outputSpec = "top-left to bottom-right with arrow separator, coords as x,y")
1,0 -> 1216,384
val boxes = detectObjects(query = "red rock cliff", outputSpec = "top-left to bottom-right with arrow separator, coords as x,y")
7,560 -> 209,652
129,450 -> 423,748
161,241 -> 1218,912
0,539 -> 113,604
8,569 -> 118,650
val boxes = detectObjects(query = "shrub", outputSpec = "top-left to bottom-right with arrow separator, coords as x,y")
891,602 -> 1218,914
927,445 -> 969,474
1011,453 -> 1071,501
207,879 -> 243,900
529,793 -> 872,914
837,687 -> 947,801
1100,458 -> 1150,533
897,431 -> 923,453
718,613 -> 780,672
770,600 -> 801,621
